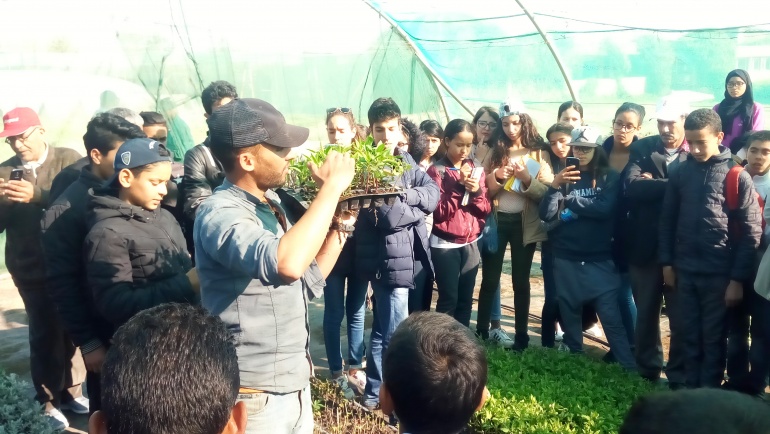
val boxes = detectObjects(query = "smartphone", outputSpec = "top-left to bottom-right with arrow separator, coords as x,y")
470,167 -> 484,180
565,157 -> 580,169
9,169 -> 23,181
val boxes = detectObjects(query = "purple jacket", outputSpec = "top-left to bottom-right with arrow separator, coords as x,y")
714,102 -> 764,152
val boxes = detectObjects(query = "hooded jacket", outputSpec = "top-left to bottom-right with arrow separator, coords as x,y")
83,189 -> 197,329
659,147 -> 762,281
353,150 -> 439,289
41,165 -> 113,351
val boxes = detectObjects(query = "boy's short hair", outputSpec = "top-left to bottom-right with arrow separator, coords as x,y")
620,388 -> 770,434
383,312 -> 487,434
83,113 -> 146,157
747,130 -> 770,148
201,81 -> 238,115
684,108 -> 723,134
101,304 -> 239,434
367,97 -> 401,126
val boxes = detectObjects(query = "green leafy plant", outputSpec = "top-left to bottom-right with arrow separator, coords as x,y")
289,136 -> 411,201
310,376 -> 391,434
470,347 -> 659,434
0,370 -> 56,434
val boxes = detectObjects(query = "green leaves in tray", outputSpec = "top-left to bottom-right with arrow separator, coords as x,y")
288,136 -> 411,200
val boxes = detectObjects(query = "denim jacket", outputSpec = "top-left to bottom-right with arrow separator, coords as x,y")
194,180 -> 325,393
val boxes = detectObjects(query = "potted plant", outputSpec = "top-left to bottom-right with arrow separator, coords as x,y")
281,137 -> 411,214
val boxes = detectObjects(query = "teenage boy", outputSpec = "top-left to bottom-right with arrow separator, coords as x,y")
725,130 -> 770,395
623,95 -> 690,388
83,138 -> 199,330
380,312 -> 489,434
357,97 -> 439,410
0,107 -> 84,429
195,98 -> 356,434
89,303 -> 247,434
181,81 -> 237,258
659,108 -> 762,389
42,113 -> 146,416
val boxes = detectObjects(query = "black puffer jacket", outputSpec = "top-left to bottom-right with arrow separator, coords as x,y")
41,165 -> 114,351
83,189 -> 197,329
659,147 -> 762,281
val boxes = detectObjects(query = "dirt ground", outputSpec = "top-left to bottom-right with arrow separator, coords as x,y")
0,248 -> 675,433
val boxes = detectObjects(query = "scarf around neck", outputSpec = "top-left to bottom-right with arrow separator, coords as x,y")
717,69 -> 754,135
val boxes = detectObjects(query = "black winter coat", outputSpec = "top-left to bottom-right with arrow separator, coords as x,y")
659,147 -> 762,281
41,165 -> 114,350
83,189 -> 197,329
622,136 -> 688,266
181,139 -> 224,222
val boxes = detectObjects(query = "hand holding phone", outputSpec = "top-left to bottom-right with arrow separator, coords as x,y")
565,157 -> 580,170
10,169 -> 23,181
462,167 -> 484,205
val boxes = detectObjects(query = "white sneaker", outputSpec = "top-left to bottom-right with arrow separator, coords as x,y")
333,375 -> 356,400
347,370 -> 366,396
555,324 -> 564,342
45,408 -> 69,431
61,396 -> 90,414
586,324 -> 603,338
488,327 -> 514,349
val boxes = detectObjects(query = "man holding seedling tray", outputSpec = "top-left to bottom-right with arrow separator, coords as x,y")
194,98 -> 357,434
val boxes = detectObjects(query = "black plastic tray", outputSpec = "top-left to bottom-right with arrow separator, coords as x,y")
276,188 -> 401,218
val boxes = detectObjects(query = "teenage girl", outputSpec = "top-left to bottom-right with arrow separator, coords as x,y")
323,107 -> 368,398
428,119 -> 490,327
476,100 -> 554,351
540,126 -> 636,371
558,101 -> 584,129
714,69 -> 765,154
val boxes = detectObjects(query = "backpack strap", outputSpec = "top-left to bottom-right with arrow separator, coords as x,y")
726,163 -> 743,212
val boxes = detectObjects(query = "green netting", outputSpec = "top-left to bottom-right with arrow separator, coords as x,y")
2,0 -> 770,161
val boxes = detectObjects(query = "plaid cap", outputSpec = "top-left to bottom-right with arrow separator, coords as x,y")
106,138 -> 171,186
569,126 -> 602,147
207,98 -> 309,149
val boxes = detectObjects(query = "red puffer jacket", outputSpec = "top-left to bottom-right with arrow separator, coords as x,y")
427,158 -> 491,244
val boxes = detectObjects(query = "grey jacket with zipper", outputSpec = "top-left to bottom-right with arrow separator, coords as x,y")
83,188 -> 197,329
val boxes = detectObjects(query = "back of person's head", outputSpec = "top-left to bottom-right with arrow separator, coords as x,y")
105,107 -> 144,128
139,111 -> 167,127
381,312 -> 488,434
620,389 -> 770,434
367,97 -> 401,126
83,113 -> 146,159
684,108 -> 723,134
89,303 -> 246,434
400,117 -> 420,147
201,81 -> 239,116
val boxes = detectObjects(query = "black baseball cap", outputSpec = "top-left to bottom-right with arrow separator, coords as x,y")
106,138 -> 171,186
207,98 -> 309,150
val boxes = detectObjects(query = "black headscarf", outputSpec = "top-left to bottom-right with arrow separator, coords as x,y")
717,69 -> 754,135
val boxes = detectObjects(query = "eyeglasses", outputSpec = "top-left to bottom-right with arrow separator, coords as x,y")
727,81 -> 746,89
612,121 -> 637,132
477,121 -> 497,130
326,107 -> 352,115
572,146 -> 594,154
5,127 -> 39,145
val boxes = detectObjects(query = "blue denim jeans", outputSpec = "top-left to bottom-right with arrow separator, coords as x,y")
617,273 -> 637,346
322,269 -> 368,375
364,282 -> 410,406
540,242 -> 559,348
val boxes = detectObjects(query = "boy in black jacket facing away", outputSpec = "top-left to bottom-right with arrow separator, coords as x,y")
659,109 -> 762,388
83,139 -> 199,331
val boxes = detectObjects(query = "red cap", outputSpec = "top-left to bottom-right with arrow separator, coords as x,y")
0,107 -> 41,138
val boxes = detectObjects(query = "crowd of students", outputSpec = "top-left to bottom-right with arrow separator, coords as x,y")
0,68 -> 769,434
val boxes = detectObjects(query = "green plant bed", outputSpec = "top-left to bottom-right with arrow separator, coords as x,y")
0,370 -> 56,434
470,347 -> 659,434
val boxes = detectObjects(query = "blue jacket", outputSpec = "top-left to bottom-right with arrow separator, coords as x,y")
354,150 -> 439,289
